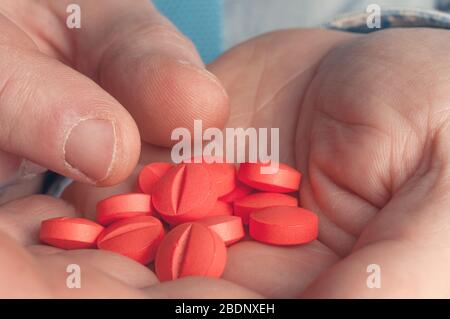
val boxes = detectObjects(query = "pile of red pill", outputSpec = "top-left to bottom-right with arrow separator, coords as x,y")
39,160 -> 318,281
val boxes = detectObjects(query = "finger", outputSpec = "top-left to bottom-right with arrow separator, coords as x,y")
0,230 -> 52,297
46,249 -> 159,289
0,228 -> 153,298
0,150 -> 21,185
222,240 -> 339,298
0,14 -> 140,185
49,0 -> 229,146
144,276 -> 263,299
0,194 -> 159,291
35,252 -> 151,298
28,245 -> 159,290
303,171 -> 450,298
0,195 -> 79,246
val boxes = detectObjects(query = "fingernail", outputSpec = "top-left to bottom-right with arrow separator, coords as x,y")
64,119 -> 116,182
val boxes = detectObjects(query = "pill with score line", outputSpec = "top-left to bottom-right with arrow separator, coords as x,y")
38,159 -> 319,283
186,156 -> 237,196
137,162 -> 173,194
219,181 -> 253,203
234,192 -> 298,224
152,164 -> 217,225
40,217 -> 104,250
97,215 -> 164,264
249,206 -> 318,245
198,215 -> 245,246
238,162 -> 301,193
155,223 -> 227,281
96,193 -> 153,226
207,201 -> 234,217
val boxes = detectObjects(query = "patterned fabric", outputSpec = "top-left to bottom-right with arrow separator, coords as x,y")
327,8 -> 450,32
436,0 -> 450,12
153,0 -> 223,64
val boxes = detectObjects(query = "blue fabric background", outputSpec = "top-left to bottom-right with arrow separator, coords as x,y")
153,0 -> 223,64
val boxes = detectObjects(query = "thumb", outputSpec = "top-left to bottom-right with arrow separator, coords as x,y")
0,15 -> 140,186
65,0 -> 229,146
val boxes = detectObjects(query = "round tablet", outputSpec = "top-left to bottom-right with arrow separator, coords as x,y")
96,193 -> 153,226
249,206 -> 318,245
186,156 -> 236,196
137,162 -> 173,194
207,162 -> 236,196
238,162 -> 301,193
234,192 -> 298,224
97,215 -> 164,264
40,217 -> 104,250
152,164 -> 217,225
207,201 -> 233,217
155,223 -> 226,281
219,181 -> 253,203
198,215 -> 245,246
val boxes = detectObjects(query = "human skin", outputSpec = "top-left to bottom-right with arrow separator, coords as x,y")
0,0 -> 228,196
1,1 -> 450,298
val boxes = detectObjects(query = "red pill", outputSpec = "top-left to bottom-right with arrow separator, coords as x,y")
96,193 -> 153,226
198,215 -> 245,246
208,201 -> 233,217
234,192 -> 298,224
40,217 -> 104,250
238,162 -> 301,193
187,156 -> 236,196
137,162 -> 173,194
207,163 -> 236,196
97,216 -> 164,264
249,206 -> 318,245
155,223 -> 227,281
152,164 -> 217,225
219,181 -> 253,203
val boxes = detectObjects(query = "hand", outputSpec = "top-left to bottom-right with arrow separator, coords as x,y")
0,0 -> 228,203
2,27 -> 450,298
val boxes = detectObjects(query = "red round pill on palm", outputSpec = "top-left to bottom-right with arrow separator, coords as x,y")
208,201 -> 233,217
238,162 -> 301,193
40,217 -> 104,250
152,164 -> 217,225
97,215 -> 164,265
137,162 -> 173,194
187,156 -> 236,196
219,181 -> 253,203
249,206 -> 319,245
249,206 -> 318,245
207,162 -> 236,196
198,215 -> 245,246
96,193 -> 153,226
155,223 -> 227,281
234,192 -> 298,224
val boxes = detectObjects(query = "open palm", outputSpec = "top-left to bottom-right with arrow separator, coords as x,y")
2,27 -> 450,298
